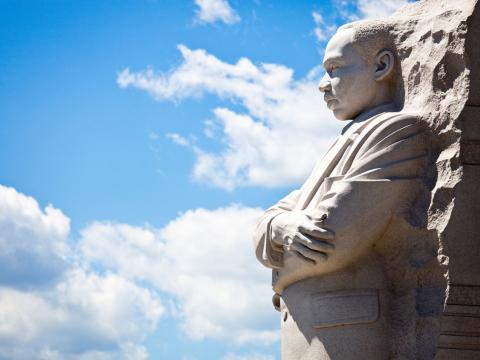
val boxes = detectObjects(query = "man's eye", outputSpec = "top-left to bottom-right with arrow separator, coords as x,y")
330,65 -> 339,72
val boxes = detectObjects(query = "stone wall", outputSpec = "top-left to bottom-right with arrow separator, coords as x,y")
391,0 -> 480,357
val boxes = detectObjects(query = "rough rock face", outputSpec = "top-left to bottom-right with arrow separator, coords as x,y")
254,1 -> 479,358
386,0 -> 480,358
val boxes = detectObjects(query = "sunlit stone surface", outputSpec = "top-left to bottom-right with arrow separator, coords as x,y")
254,0 -> 480,358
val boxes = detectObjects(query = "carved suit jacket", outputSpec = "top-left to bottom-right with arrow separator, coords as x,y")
254,107 -> 427,294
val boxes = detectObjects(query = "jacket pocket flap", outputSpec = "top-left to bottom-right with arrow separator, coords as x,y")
310,289 -> 379,329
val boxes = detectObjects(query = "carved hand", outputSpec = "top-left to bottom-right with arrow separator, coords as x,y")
270,211 -> 335,264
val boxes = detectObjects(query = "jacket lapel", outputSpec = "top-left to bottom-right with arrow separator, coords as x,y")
296,115 -> 380,210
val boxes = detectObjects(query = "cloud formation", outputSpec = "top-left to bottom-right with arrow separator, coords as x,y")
0,184 -> 278,359
0,186 -> 164,360
222,353 -> 276,360
118,45 -> 342,190
166,132 -> 191,147
0,185 -> 70,287
80,205 -> 279,344
312,10 -> 337,43
312,0 -> 412,46
0,270 -> 162,360
356,0 -> 410,19
194,0 -> 240,25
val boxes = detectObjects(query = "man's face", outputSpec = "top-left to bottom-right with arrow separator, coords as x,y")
319,28 -> 379,121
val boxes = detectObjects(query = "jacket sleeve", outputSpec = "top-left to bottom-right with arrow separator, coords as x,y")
312,114 -> 427,272
254,189 -> 301,268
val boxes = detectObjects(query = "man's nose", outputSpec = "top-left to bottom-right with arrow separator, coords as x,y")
318,73 -> 331,93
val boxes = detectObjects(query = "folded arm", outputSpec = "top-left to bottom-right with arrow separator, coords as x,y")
254,114 -> 427,272
303,115 -> 427,272
254,189 -> 301,268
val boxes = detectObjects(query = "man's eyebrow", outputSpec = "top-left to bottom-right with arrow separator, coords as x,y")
323,57 -> 344,67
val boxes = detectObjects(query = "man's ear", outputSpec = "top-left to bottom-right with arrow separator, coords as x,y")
374,50 -> 394,81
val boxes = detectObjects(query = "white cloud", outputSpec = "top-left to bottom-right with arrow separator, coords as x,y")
159,206 -> 277,344
55,268 -> 164,342
194,0 -> 240,24
335,0 -> 412,21
166,132 -> 190,146
356,0 -> 410,19
0,268 -> 163,360
38,343 -> 148,360
0,185 -> 70,287
0,186 -> 164,360
79,222 -> 164,282
222,353 -> 276,360
312,10 -> 337,42
80,205 -> 279,344
313,1 -> 412,44
117,45 -> 342,190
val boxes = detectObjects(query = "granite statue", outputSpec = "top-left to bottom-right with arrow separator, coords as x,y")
253,0 -> 480,358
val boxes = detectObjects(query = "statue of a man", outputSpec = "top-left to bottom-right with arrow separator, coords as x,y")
254,20 -> 427,359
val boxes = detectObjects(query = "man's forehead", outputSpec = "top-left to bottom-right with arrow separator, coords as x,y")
323,28 -> 356,64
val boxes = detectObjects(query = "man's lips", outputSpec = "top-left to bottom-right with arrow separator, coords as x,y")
325,96 -> 338,109
324,94 -> 335,102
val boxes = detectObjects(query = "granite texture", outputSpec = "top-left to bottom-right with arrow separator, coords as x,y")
253,0 -> 480,358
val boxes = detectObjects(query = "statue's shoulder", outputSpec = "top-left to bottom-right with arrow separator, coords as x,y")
369,111 -> 425,134
357,111 -> 425,152
373,110 -> 422,125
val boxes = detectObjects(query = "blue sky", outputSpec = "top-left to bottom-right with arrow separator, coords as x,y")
0,1 -> 411,359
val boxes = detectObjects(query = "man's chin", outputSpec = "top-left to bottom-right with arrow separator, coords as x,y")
332,108 -> 352,121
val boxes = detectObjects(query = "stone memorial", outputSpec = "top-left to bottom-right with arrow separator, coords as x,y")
253,0 -> 480,359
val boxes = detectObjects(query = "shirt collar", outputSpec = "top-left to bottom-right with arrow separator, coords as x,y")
341,102 -> 398,135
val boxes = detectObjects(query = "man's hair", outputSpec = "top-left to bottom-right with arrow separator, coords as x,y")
338,20 -> 396,63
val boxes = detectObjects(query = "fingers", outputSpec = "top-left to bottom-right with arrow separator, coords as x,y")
294,232 -> 334,253
289,242 -> 328,264
306,211 -> 328,224
284,232 -> 332,264
298,223 -> 335,241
